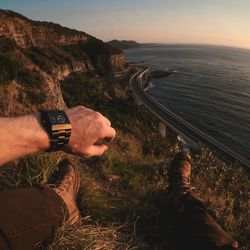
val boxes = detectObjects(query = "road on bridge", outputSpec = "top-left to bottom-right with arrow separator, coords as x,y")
130,69 -> 250,173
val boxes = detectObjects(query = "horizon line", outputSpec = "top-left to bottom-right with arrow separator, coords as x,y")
106,40 -> 250,51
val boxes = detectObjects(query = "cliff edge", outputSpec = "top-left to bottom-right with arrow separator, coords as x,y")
0,10 -> 125,115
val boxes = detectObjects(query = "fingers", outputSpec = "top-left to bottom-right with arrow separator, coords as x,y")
87,126 -> 116,157
65,105 -> 115,158
100,125 -> 116,141
86,145 -> 108,157
101,116 -> 111,126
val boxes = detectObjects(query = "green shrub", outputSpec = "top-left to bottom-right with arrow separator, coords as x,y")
0,153 -> 60,190
60,73 -> 105,109
0,53 -> 19,83
26,90 -> 47,104
17,67 -> 44,87
23,45 -> 88,74
0,37 -> 16,53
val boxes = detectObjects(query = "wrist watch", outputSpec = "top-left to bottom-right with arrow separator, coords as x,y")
39,110 -> 72,152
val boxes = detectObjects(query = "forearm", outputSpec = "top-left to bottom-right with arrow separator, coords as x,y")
0,106 -> 116,165
0,113 -> 49,165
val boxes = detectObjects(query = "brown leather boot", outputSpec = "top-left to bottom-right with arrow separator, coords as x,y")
168,151 -> 192,197
49,158 -> 81,225
168,152 -> 238,249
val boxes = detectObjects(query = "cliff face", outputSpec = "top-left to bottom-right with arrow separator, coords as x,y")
0,10 -> 88,48
0,10 -> 125,115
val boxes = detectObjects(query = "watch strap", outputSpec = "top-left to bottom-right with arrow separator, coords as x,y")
49,125 -> 71,152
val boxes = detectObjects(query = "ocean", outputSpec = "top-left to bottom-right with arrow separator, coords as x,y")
124,44 -> 250,158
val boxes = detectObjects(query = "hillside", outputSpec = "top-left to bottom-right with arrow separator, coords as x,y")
0,10 -> 249,250
0,9 -> 125,115
107,40 -> 141,50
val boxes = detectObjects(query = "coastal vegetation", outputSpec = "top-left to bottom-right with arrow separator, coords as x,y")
0,37 -> 47,104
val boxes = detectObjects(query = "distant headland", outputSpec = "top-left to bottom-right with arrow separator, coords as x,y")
107,40 -> 141,50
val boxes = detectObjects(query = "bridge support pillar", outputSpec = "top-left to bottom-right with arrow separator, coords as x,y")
141,72 -> 148,83
159,122 -> 166,137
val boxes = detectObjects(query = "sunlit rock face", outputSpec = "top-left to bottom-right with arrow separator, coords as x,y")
0,9 -> 125,115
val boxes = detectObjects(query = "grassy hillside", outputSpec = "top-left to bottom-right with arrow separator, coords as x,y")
0,68 -> 249,249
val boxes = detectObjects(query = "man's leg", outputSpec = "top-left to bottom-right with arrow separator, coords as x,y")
0,185 -> 66,249
0,158 -> 80,250
168,152 -> 238,250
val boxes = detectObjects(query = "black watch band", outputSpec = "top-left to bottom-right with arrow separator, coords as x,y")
39,110 -> 72,152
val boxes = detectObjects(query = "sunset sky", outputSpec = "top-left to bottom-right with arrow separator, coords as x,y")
1,0 -> 250,49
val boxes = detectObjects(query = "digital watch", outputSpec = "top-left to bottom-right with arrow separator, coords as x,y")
39,110 -> 71,152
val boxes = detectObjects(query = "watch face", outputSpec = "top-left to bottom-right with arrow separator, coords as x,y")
49,115 -> 57,124
57,115 -> 66,124
46,111 -> 69,125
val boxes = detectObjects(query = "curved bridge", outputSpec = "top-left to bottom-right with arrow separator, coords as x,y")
130,68 -> 250,173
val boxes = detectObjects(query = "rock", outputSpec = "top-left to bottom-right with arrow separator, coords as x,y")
149,69 -> 176,79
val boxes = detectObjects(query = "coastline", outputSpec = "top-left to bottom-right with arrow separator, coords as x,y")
124,44 -> 250,159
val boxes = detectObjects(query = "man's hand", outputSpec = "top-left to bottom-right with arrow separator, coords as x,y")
65,106 -> 116,158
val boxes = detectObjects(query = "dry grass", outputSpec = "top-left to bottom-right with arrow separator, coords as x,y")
191,147 -> 250,250
43,220 -> 135,250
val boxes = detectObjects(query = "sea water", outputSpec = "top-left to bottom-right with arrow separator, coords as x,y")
125,44 -> 250,158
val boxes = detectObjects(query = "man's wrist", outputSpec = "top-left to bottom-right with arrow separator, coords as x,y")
32,112 -> 50,151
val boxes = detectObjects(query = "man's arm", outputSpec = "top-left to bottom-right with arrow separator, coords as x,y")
0,106 -> 116,165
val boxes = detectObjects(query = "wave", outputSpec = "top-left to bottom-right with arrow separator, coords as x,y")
144,82 -> 155,91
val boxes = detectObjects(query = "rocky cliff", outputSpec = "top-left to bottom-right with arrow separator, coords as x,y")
0,10 -> 125,115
